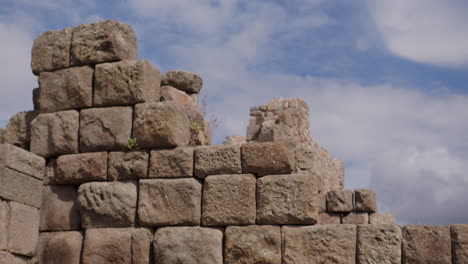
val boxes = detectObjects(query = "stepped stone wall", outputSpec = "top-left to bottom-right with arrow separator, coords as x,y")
0,19 -> 467,264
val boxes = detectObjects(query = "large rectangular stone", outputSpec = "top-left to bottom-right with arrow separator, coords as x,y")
0,251 -> 28,264
357,225 -> 402,264
354,189 -> 377,213
452,224 -> 468,264
36,231 -> 83,264
0,200 -> 7,249
327,190 -> 354,213
162,70 -> 203,94
40,185 -> 81,231
0,167 -> 42,208
194,145 -> 242,178
342,212 -> 369,224
55,152 -> 108,184
402,225 -> 451,264
0,144 -> 45,180
108,151 -> 149,180
241,141 -> 295,176
31,27 -> 72,75
317,212 -> 341,225
149,147 -> 194,178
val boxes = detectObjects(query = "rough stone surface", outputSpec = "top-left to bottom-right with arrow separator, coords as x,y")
82,228 -> 152,264
79,107 -> 133,152
138,178 -> 202,226
202,174 -> 256,226
257,174 -> 318,225
342,212 -> 369,224
56,152 -> 107,184
37,66 -> 93,113
133,102 -> 191,148
153,227 -> 223,264
194,145 -> 242,178
224,225 -> 281,264
108,151 -> 149,180
0,128 -> 4,144
370,212 -> 396,225
43,159 -> 57,185
78,181 -> 137,228
5,202 -> 40,256
222,135 -> 247,145
0,167 -> 42,208
0,200 -> 7,250
162,70 -> 203,93
161,85 -> 195,105
149,147 -> 194,178
0,144 -> 45,179
317,212 -> 341,225
402,225 -> 451,264
3,111 -> 37,149
0,251 -> 28,264
282,225 -> 356,264
355,189 -> 377,213
70,20 -> 137,66
241,141 -> 295,176
94,59 -> 161,106
40,185 -> 81,231
452,224 -> 468,264
36,231 -> 83,264
357,225 -> 402,264
327,190 -> 354,213
31,27 -> 72,75
30,110 -> 79,158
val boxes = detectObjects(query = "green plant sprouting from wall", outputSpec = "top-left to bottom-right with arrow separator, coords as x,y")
123,138 -> 140,151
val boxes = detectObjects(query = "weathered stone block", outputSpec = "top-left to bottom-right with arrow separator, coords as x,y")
70,20 -> 137,66
370,212 -> 395,225
317,212 -> 341,225
282,225 -> 356,264
56,152 -> 107,184
40,185 -> 81,231
202,174 -> 256,226
327,189 -> 354,213
31,27 -> 72,75
0,128 -> 4,144
36,231 -> 83,264
149,147 -> 194,178
224,225 -> 281,264
257,174 -> 318,225
43,159 -> 57,185
161,85 -> 195,105
4,202 -> 39,256
108,151 -> 149,180
0,200 -> 7,249
0,167 -> 42,208
241,141 -> 295,176
355,189 -> 377,212
94,59 -> 161,106
82,228 -> 152,264
0,144 -> 45,179
138,178 -> 201,226
79,107 -> 133,152
133,102 -> 191,148
357,225 -> 402,264
402,225 -> 451,264
194,145 -> 242,178
452,224 -> 468,264
153,227 -> 222,264
78,181 -> 137,228
342,212 -> 369,224
162,70 -> 203,93
0,251 -> 28,264
3,111 -> 37,149
30,110 -> 79,158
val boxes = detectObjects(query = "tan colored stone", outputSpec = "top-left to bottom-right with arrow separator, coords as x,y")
224,225 -> 281,264
0,128 -> 4,144
402,225 -> 451,264
202,174 -> 256,226
149,147 -> 194,178
5,202 -> 40,256
30,110 -> 79,158
317,212 -> 341,225
194,145 -> 242,178
36,231 -> 83,264
70,20 -> 137,66
0,144 -> 45,179
357,224 -> 402,264
355,189 -> 377,212
161,85 -> 195,105
78,181 -> 137,228
56,152 -> 107,184
452,224 -> 468,264
370,212 -> 396,225
241,141 -> 295,176
153,227 -> 222,264
327,189 -> 354,213
0,251 -> 28,264
0,200 -> 7,249
0,167 -> 42,208
342,212 -> 369,224
40,185 -> 81,231
31,27 -> 72,75
257,174 -> 318,225
162,70 -> 203,93
43,159 -> 57,185
108,151 -> 149,180
3,111 -> 37,149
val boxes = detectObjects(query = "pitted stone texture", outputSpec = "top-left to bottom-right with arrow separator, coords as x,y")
355,189 -> 377,212
3,202 -> 39,256
342,212 -> 369,224
70,20 -> 137,66
108,151 -> 149,180
56,152 -> 107,184
153,227 -> 222,264
44,159 -> 57,185
82,228 -> 152,264
317,212 -> 341,225
133,102 -> 191,148
36,231 -> 83,264
194,145 -> 242,178
37,66 -> 93,113
0,200 -> 8,250
225,225 -> 281,264
30,110 -> 79,158
202,174 -> 256,226
78,181 -> 137,228
357,225 -> 402,264
149,147 -> 194,178
241,141 -> 295,176
79,107 -> 133,152
402,225 -> 451,264
370,212 -> 395,224
40,185 -> 81,231
282,225 -> 356,264
452,224 -> 468,264
0,251 -> 28,264
3,111 -> 37,149
31,27 -> 72,75
94,59 -> 161,106
138,178 -> 201,226
161,86 -> 195,105
0,167 -> 42,208
257,174 -> 318,225
0,144 -> 45,179
162,70 -> 203,93
222,135 -> 247,145
327,190 -> 354,213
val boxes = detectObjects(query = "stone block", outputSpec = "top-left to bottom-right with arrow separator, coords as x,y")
317,212 -> 341,225
357,224 -> 402,264
282,225 -> 356,264
70,19 -> 137,66
0,251 -> 28,264
3,111 -> 37,149
224,225 -> 281,264
161,86 -> 195,105
82,228 -> 152,264
342,212 -> 369,224
78,181 -> 137,228
31,27 -> 72,75
326,190 -> 354,213
0,144 -> 45,179
402,225 -> 451,264
0,167 -> 42,208
36,231 -> 83,264
202,174 -> 256,226
40,185 -> 81,231
79,107 -> 133,152
108,151 -> 149,180
30,110 -> 79,158
4,202 -> 39,256
0,200 -> 7,249
452,224 -> 468,264
149,147 -> 194,178
241,141 -> 295,176
43,159 -> 57,185
94,59 -> 161,106
162,70 -> 203,93
194,145 -> 242,178
257,174 -> 318,225
138,178 -> 201,226
0,128 -> 3,144
222,135 -> 247,145
133,102 -> 191,148
370,212 -> 396,224
56,152 -> 107,184
153,227 -> 222,264
355,189 -> 377,212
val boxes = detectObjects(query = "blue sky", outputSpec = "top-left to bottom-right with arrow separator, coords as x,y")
2,0 -> 468,225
